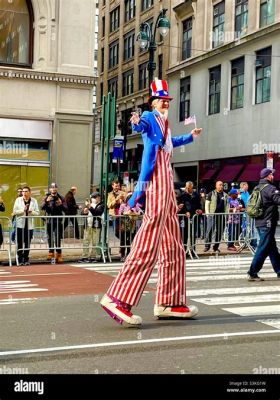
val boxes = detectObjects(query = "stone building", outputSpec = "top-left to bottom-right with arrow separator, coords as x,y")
168,0 -> 280,190
0,0 -> 96,215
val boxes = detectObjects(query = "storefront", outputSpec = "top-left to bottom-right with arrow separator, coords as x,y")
0,117 -> 52,217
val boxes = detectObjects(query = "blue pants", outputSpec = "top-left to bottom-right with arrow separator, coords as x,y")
248,226 -> 280,276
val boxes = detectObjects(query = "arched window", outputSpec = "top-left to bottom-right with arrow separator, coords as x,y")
0,0 -> 34,67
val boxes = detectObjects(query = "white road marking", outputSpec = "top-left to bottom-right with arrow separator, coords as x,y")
193,294 -> 280,305
223,305 -> 280,316
0,288 -> 48,294
0,298 -> 38,305
0,329 -> 279,358
187,286 -> 280,296
257,318 -> 280,330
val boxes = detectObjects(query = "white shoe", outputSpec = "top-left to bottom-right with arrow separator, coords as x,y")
100,294 -> 142,326
154,304 -> 198,319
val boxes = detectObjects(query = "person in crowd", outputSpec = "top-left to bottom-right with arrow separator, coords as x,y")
0,195 -> 5,248
9,188 -> 23,244
227,188 -> 245,251
41,183 -> 67,263
178,181 -> 202,257
13,186 -> 39,266
64,186 -> 81,239
239,181 -> 257,249
118,192 -> 142,261
107,180 -> 127,259
247,168 -> 280,281
79,192 -> 104,263
121,183 -> 127,193
199,188 -> 207,239
204,181 -> 229,253
100,78 -> 202,326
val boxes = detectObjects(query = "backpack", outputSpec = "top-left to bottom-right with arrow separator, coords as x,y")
246,184 -> 268,218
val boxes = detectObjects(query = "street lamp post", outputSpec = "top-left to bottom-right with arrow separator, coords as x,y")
137,8 -> 170,94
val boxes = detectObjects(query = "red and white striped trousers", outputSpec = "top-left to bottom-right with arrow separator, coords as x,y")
107,149 -> 186,307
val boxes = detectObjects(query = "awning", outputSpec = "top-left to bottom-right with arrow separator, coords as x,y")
216,164 -> 244,182
201,168 -> 218,180
238,163 -> 263,182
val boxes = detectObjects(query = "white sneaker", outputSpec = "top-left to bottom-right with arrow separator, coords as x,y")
154,304 -> 198,319
100,294 -> 142,326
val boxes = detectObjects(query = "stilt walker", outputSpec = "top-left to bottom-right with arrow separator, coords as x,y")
100,79 -> 202,326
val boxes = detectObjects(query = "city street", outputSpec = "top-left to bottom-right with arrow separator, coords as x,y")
0,255 -> 280,377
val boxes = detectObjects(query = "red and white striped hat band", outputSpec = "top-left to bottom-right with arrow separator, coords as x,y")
149,79 -> 173,103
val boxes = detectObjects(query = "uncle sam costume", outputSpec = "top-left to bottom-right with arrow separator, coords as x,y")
100,79 -> 199,326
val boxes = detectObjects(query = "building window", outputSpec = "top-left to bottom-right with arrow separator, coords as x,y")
125,0 -> 136,22
141,0 -> 153,12
260,0 -> 275,27
108,77 -> 118,99
158,54 -> 163,80
235,0 -> 248,38
123,69 -> 134,96
139,62 -> 148,90
102,16 -> 105,37
255,47 -> 271,104
100,82 -> 103,104
110,6 -> 120,33
179,77 -> 191,122
209,66 -> 221,115
101,48 -> 104,72
123,30 -> 135,61
212,1 -> 225,48
0,0 -> 34,66
109,40 -> 119,69
182,17 -> 192,60
231,57 -> 244,110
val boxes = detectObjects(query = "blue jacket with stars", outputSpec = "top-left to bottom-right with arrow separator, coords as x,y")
128,110 -> 194,208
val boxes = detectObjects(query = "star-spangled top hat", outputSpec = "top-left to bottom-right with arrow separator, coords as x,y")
148,78 -> 173,104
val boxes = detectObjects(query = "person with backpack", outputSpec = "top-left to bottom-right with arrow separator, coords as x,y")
247,168 -> 280,281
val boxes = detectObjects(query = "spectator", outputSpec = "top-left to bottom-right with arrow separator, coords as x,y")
118,192 -> 142,261
79,192 -> 104,263
247,168 -> 280,281
239,181 -> 257,249
41,183 -> 67,263
107,181 -> 126,259
227,188 -> 245,251
13,187 -> 39,266
64,186 -> 81,239
239,182 -> 250,206
204,181 -> 229,253
9,188 -> 23,244
178,181 -> 202,256
199,188 -> 207,239
0,195 -> 5,248
121,184 -> 127,193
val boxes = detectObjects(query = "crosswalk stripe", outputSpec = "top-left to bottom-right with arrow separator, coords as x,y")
187,286 -> 280,296
193,294 -> 280,305
222,305 -> 280,316
257,318 -> 280,330
149,273 -> 276,283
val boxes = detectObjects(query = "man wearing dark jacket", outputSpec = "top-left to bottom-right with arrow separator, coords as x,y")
247,168 -> 280,281
64,186 -> 81,239
178,181 -> 202,257
79,192 -> 104,263
41,183 -> 67,263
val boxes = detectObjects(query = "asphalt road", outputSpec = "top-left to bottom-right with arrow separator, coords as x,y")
0,255 -> 280,397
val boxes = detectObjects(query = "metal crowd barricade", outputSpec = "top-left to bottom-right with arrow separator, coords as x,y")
14,215 -> 106,265
0,216 -> 12,266
189,212 -> 257,258
107,214 -> 143,261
